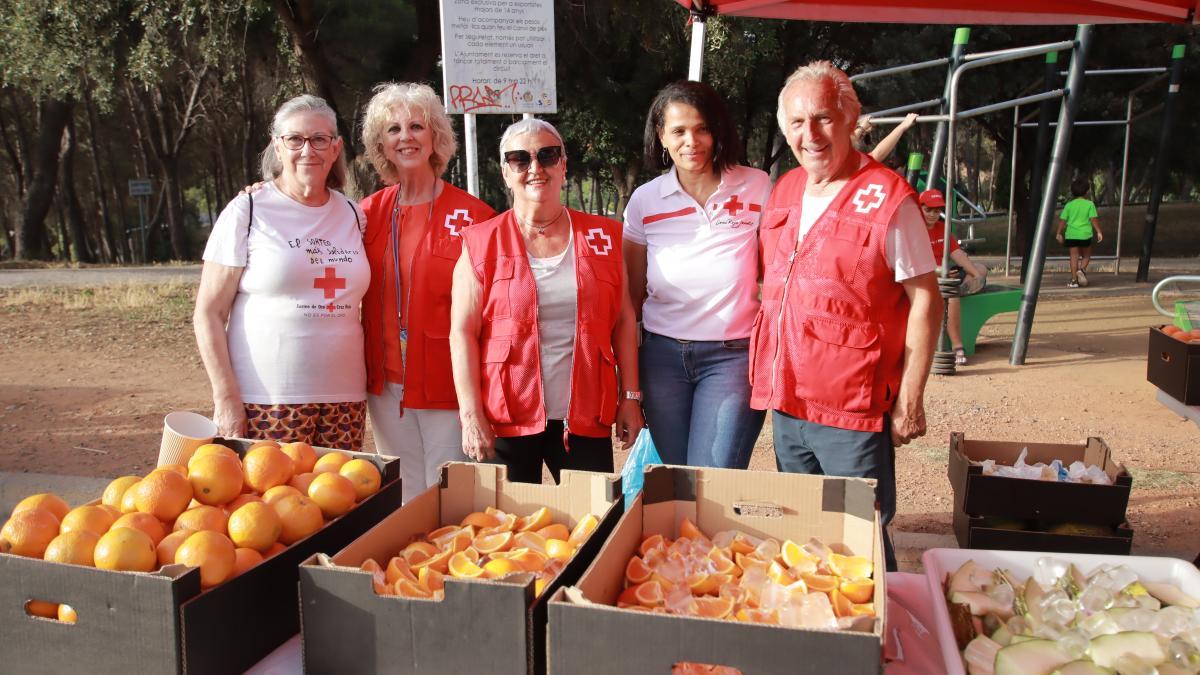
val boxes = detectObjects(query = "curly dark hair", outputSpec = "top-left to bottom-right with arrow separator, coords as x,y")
642,80 -> 741,175
1070,177 -> 1091,198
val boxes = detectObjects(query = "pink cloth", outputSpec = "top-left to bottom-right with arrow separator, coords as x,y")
885,572 -> 950,674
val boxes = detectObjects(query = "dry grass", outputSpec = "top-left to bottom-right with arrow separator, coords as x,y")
0,280 -> 196,322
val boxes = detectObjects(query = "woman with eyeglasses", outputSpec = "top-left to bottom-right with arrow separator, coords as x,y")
449,118 -> 643,483
195,94 -> 370,450
622,80 -> 768,469
357,83 -> 495,502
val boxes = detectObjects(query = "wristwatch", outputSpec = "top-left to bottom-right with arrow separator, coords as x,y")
622,390 -> 643,403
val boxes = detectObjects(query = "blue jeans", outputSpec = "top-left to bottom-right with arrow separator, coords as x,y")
772,410 -> 898,571
640,329 -> 765,469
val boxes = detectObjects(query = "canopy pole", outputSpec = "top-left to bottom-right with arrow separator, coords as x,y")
1021,52 -> 1060,283
1116,92 -> 1133,275
687,9 -> 708,82
926,27 -> 970,191
1010,24 -> 1093,366
1006,105 -> 1019,277
1136,44 -> 1186,283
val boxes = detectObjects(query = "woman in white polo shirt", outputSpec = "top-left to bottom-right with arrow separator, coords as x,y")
624,81 -> 769,468
194,94 -> 369,450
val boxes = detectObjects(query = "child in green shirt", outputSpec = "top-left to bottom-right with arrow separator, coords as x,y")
1055,178 -> 1103,288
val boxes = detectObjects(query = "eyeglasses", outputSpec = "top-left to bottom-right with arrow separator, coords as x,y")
278,134 -> 336,151
503,146 -> 563,173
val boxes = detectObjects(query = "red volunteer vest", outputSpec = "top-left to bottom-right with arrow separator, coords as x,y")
360,182 -> 495,405
750,154 -> 917,432
463,209 -> 623,438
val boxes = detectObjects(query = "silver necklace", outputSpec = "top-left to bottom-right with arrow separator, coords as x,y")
523,207 -> 566,235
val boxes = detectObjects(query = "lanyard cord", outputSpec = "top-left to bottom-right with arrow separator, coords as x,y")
387,181 -> 438,324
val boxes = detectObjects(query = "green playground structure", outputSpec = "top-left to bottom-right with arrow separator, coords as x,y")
958,285 -> 1022,356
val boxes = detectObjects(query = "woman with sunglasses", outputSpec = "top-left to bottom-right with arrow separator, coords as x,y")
195,94 -> 370,450
449,118 -> 643,483
357,83 -> 496,502
622,80 -> 768,469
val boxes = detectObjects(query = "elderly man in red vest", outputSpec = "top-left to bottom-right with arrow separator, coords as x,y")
750,62 -> 943,571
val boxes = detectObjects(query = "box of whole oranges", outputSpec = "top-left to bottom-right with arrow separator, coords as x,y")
0,437 -> 402,674
548,465 -> 887,674
298,461 -> 621,675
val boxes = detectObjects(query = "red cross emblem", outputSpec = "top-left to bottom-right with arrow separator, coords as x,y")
313,266 -> 346,299
852,184 -> 886,214
444,209 -> 471,237
584,228 -> 612,256
720,195 -> 745,215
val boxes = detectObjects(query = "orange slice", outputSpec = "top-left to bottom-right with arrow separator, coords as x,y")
473,531 -> 514,555
631,580 -> 665,607
418,566 -> 445,593
801,572 -> 838,594
411,549 -> 452,574
508,548 -> 549,572
480,513 -> 518,535
780,539 -> 816,569
729,533 -> 758,556
734,552 -> 768,573
386,556 -> 418,585
544,539 -> 575,560
537,523 -> 570,541
829,553 -> 873,581
395,578 -> 433,599
426,525 -> 459,543
850,602 -> 876,617
639,534 -> 666,557
461,511 -> 501,529
483,557 -> 521,579
706,548 -> 741,577
625,556 -> 652,585
447,529 -> 473,554
839,579 -> 875,604
767,561 -> 795,586
693,596 -> 734,619
360,558 -> 388,594
401,541 -> 438,564
831,588 -> 854,618
688,572 -> 733,596
513,531 -> 547,553
515,507 -> 552,532
568,514 -> 599,546
448,551 -> 485,578
679,517 -> 705,541
735,608 -> 779,624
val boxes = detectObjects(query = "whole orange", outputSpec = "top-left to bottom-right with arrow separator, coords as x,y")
101,476 -> 141,509
307,473 -> 357,519
1,508 -> 61,558
281,442 -> 318,474
173,506 -> 228,535
111,512 -> 167,546
312,451 -> 351,474
224,493 -> 264,514
187,453 -> 243,506
175,530 -> 236,588
43,530 -> 100,566
156,530 -> 191,567
338,459 -> 382,501
119,481 -> 142,514
227,502 -> 282,553
134,470 -> 193,522
242,446 -> 295,493
288,472 -> 317,494
94,527 -> 157,572
232,548 -> 264,577
13,493 -> 70,522
271,494 -> 324,544
187,443 -> 239,469
60,505 -> 115,537
262,485 -> 302,506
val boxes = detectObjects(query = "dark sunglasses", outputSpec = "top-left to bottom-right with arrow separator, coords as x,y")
503,145 -> 563,173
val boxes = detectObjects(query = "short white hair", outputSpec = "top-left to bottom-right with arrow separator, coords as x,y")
497,118 -> 566,162
776,61 -> 862,132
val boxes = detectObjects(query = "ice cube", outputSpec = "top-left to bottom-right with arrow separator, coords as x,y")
760,580 -> 789,611
1034,557 -> 1070,587
1115,608 -> 1159,633
987,581 -> 1015,607
1056,629 -> 1090,659
1080,584 -> 1114,613
1112,654 -> 1158,675
755,538 -> 780,562
712,530 -> 736,550
1169,636 -> 1200,671
1078,611 -> 1120,639
665,584 -> 696,615
792,592 -> 837,629
1158,605 -> 1197,637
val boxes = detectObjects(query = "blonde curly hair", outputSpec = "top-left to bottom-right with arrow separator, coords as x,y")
361,83 -> 458,185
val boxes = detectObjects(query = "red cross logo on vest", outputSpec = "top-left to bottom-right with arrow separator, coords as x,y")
721,195 -> 745,215
313,266 -> 346,299
851,184 -> 886,214
584,228 -> 612,256
444,209 -> 471,237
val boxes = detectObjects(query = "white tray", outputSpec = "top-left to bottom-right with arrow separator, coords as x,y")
922,548 -> 1200,675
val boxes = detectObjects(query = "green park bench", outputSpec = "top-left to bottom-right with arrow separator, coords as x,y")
958,284 -> 1022,356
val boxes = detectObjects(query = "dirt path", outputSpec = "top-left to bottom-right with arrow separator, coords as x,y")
1,269 -> 1197,561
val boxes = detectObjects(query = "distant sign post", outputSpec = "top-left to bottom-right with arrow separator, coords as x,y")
439,0 -> 557,195
128,179 -> 153,263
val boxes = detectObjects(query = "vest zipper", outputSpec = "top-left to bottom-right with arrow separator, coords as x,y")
769,248 -> 799,405
561,212 -> 577,452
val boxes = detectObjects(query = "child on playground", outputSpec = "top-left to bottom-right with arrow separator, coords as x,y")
920,189 -> 988,365
1055,178 -> 1104,288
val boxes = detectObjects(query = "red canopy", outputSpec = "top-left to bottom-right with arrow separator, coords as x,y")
677,0 -> 1197,24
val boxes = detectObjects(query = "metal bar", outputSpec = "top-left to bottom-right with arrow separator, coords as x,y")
959,89 -> 1065,120
963,40 -> 1075,63
1006,106 -> 1019,277
1152,276 -> 1200,317
927,28 -> 971,195
864,114 -> 949,124
1060,67 -> 1168,76
849,57 -> 950,82
1116,95 -> 1133,274
1018,119 -> 1126,127
1137,44 -> 1186,282
859,99 -> 942,121
1011,25 -> 1093,365
464,113 -> 479,197
1023,53 -> 1060,284
688,13 -> 707,81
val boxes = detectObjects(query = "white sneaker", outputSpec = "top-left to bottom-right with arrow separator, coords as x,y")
1077,269 -> 1088,287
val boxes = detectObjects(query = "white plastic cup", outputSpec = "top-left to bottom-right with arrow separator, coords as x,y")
157,411 -> 219,467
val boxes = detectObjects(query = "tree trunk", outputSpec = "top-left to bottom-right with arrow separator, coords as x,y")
0,88 -> 30,197
81,81 -> 116,263
402,0 -> 442,82
58,116 -> 94,263
16,98 -> 73,260
610,160 -> 639,221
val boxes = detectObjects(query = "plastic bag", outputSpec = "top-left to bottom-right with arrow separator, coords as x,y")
620,428 -> 662,510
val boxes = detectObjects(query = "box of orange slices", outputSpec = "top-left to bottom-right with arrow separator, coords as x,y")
0,438 -> 402,674
548,464 -> 887,674
298,461 -> 621,675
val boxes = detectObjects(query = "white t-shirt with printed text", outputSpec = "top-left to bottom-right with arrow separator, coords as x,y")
202,181 -> 369,404
623,165 -> 770,341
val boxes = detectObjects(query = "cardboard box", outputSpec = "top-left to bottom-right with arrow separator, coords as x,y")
1147,325 -> 1200,404
0,439 -> 401,674
298,462 -> 621,675
948,432 -> 1132,526
549,465 -> 886,675
951,510 -> 1134,555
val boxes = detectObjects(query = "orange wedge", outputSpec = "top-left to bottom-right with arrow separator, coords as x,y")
631,580 -> 665,608
386,556 -> 418,585
461,511 -> 501,529
447,529 -> 473,554
625,556 -> 652,585
483,557 -> 521,579
513,531 -> 547,553
568,514 -> 598,546
448,551 -> 485,578
689,572 -> 733,596
679,517 -> 705,541
639,534 -> 666,556
544,539 -> 575,560
781,539 -> 815,568
767,561 -> 795,586
401,540 -> 438,564
693,596 -> 734,619
735,608 -> 779,624
801,572 -> 839,594
395,578 -> 433,599
461,547 -> 480,564
831,588 -> 854,618
706,548 -> 741,577
850,602 -> 875,617
537,523 -> 570,541
829,553 -> 873,581
734,552 -> 768,573
515,507 -> 552,532
508,548 -> 549,572
419,566 -> 445,593
616,584 -> 641,607
426,525 -> 459,543
480,513 -> 518,535
839,579 -> 875,604
729,533 -> 758,556
411,549 -> 452,574
473,531 -> 514,554
361,558 -> 388,594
